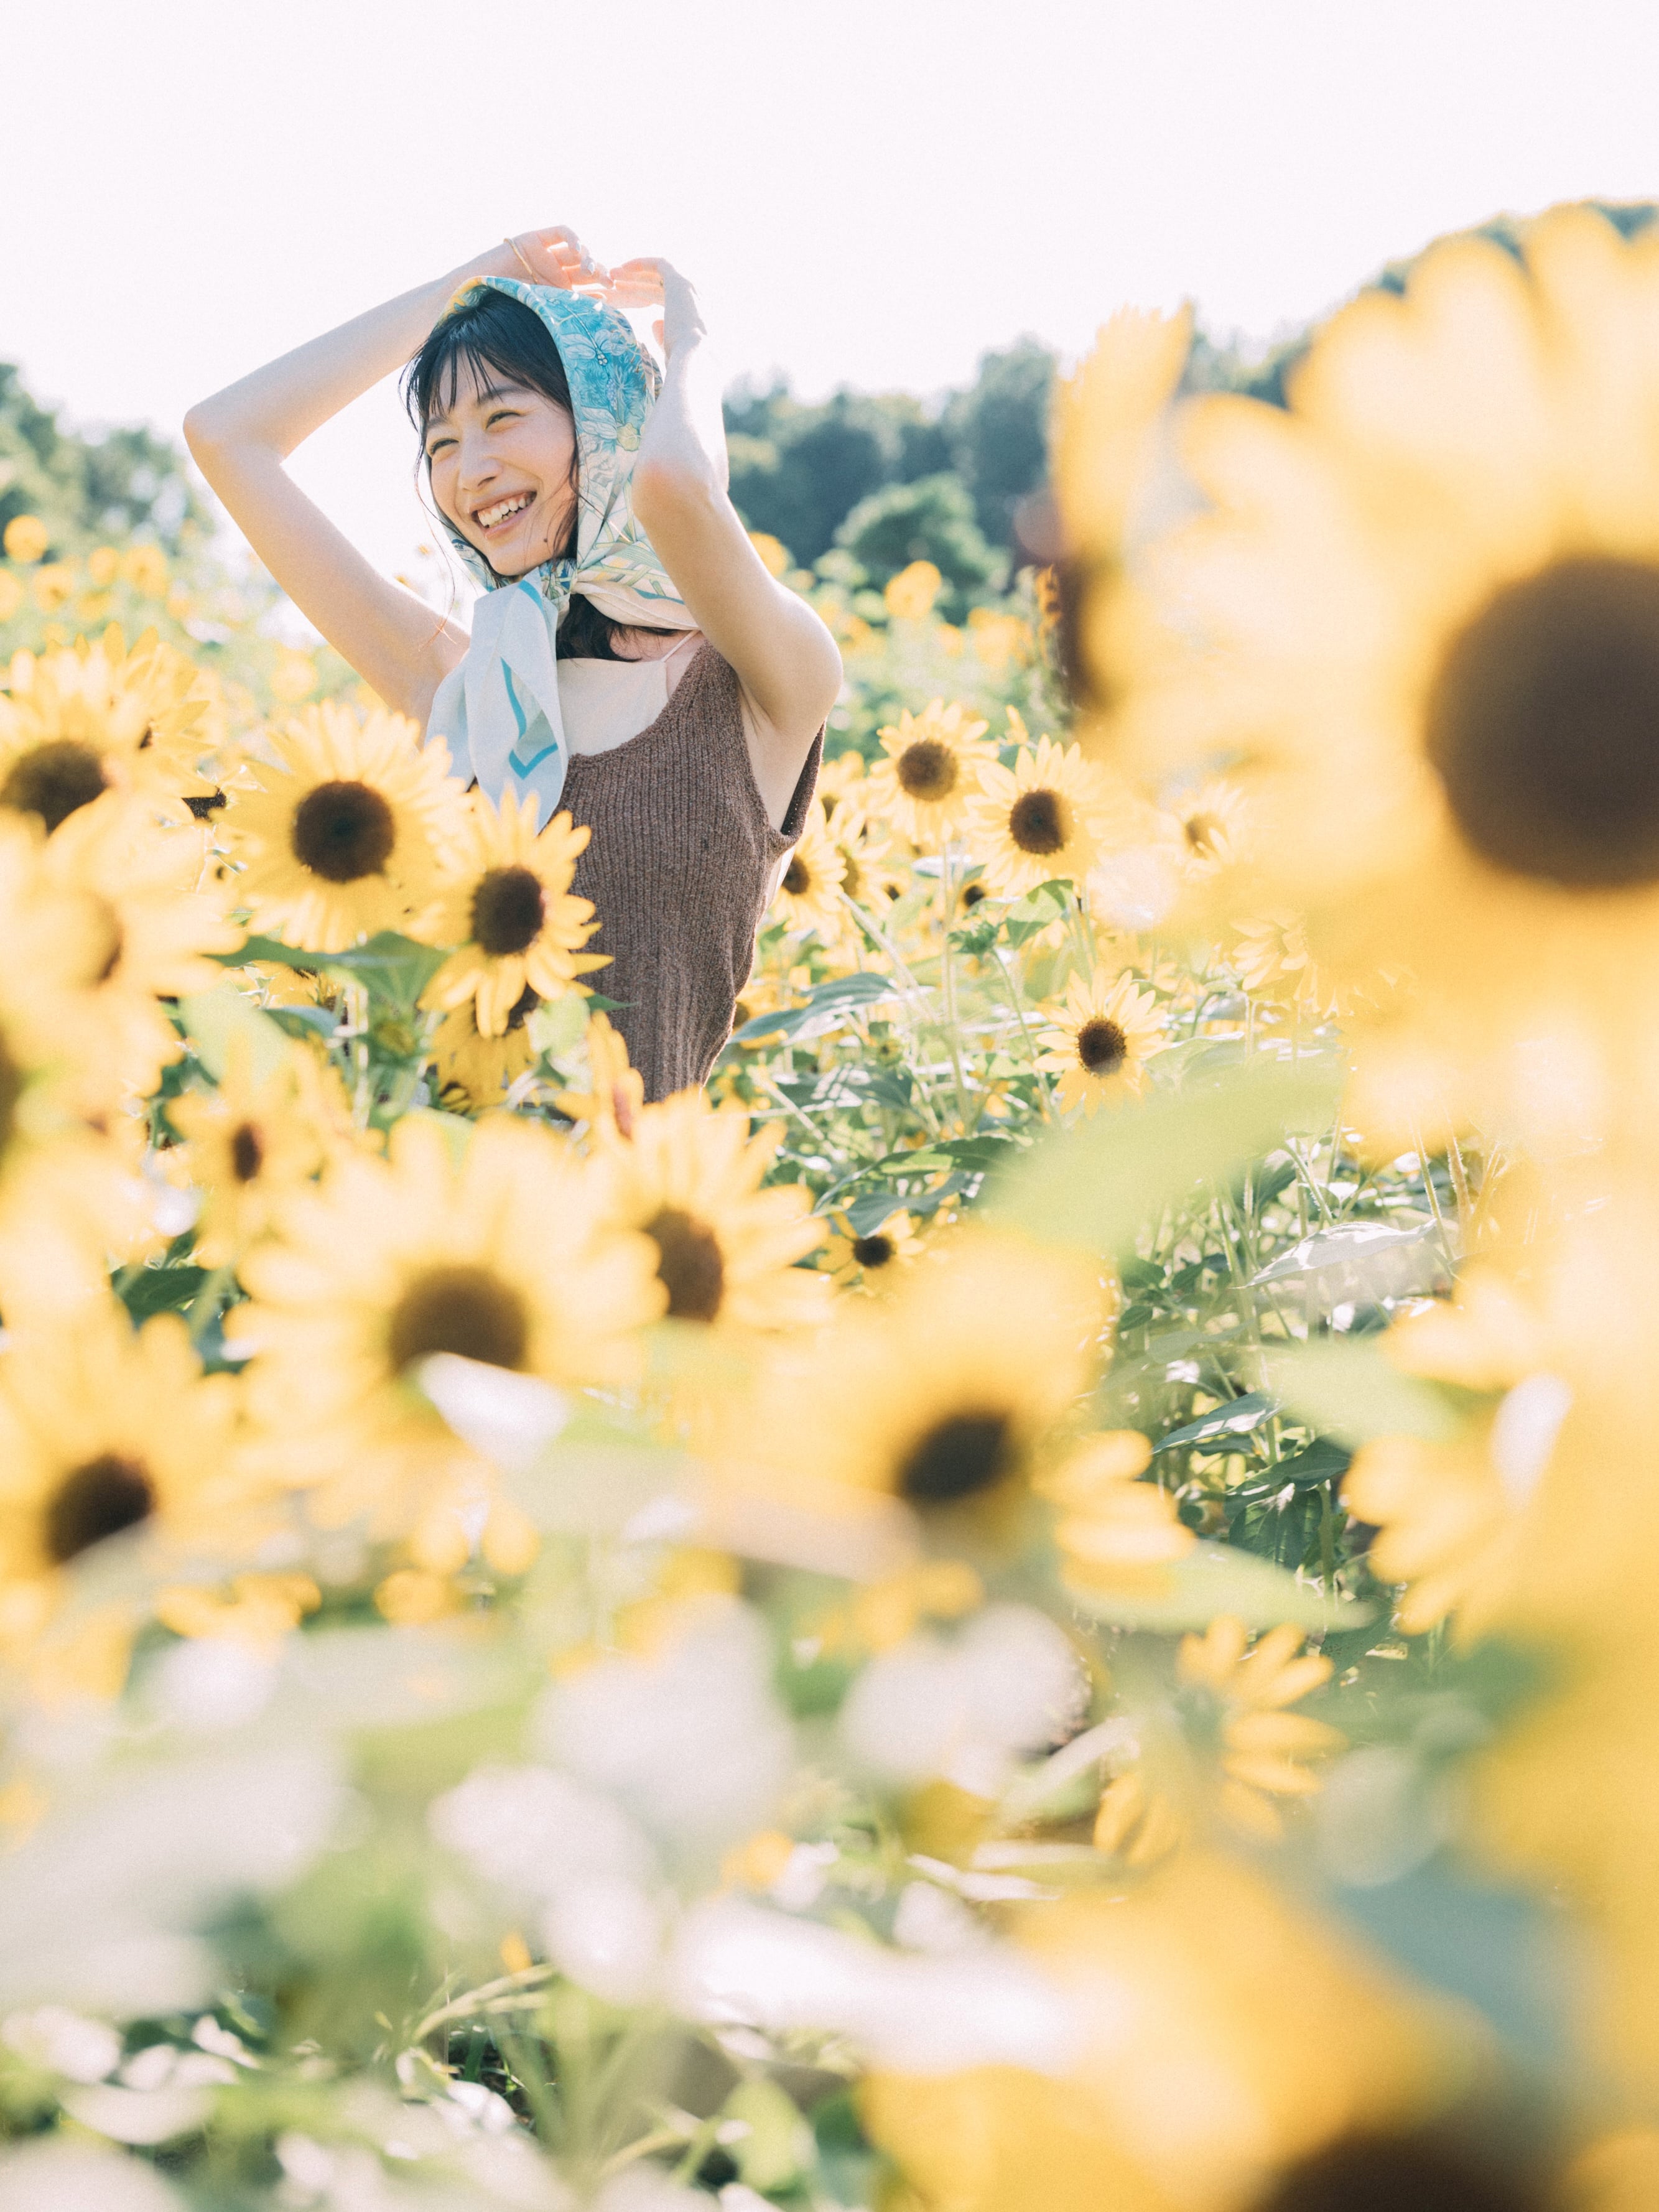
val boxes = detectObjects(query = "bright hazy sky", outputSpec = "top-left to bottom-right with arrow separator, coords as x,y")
7,0 -> 1658,583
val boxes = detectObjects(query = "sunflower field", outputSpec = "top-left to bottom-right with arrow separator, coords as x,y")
2,201 -> 1659,2211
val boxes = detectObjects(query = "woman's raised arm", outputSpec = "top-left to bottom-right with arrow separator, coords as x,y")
184,229 -> 605,728
615,260 -> 843,824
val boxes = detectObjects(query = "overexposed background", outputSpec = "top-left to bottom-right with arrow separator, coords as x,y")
5,0 -> 1657,580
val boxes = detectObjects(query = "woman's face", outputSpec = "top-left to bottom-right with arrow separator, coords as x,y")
423,357 -> 578,579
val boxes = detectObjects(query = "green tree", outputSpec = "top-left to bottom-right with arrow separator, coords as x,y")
0,361 -> 207,559
726,385 -> 952,566
942,340 -> 1055,548
834,473 -> 1005,620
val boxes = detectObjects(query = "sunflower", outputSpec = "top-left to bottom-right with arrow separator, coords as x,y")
231,1113 -> 661,1528
864,699 -> 995,847
821,1207 -> 924,1291
1035,1428 -> 1193,1596
1232,911 -> 1349,1020
1156,776 -> 1250,878
0,1302 -> 251,1686
826,799 -> 903,915
1051,305 -> 1192,713
1036,968 -> 1166,1114
226,699 -> 462,952
1342,1268 -> 1563,1640
430,993 -> 542,1112
1174,1615 -> 1344,1841
862,1854 -> 1451,2212
748,1231 -> 1108,1547
552,1010 -> 644,1140
1110,206 -> 1659,1147
964,733 -> 1118,901
0,625 -> 216,834
590,1089 -> 826,1331
419,788 -> 606,1036
0,824 -> 160,1310
26,793 -> 243,1103
768,806 -> 847,937
166,1036 -> 340,1265
816,750 -> 868,823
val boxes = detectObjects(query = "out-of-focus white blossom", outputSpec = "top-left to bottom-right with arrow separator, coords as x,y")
838,1603 -> 1086,1795
669,1896 -> 1080,2073
0,2137 -> 185,2211
1,2004 -> 121,2083
536,1601 -> 791,1857
542,1873 -> 664,2005
429,1764 -> 656,1902
0,1748 -> 343,2017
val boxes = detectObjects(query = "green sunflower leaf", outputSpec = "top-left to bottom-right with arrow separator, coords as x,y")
982,1052 -> 1345,1257
1266,1337 -> 1462,1446
1066,1536 -> 1370,1632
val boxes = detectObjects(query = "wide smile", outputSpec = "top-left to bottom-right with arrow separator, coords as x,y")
473,490 -> 535,536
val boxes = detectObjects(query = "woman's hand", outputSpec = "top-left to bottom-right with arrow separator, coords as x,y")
607,258 -> 707,358
500,226 -> 613,292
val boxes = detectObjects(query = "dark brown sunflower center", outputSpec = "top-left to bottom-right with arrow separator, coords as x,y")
1,739 -> 109,834
1183,811 -> 1222,855
896,739 -> 958,802
851,1233 -> 895,1268
78,899 -> 123,987
841,852 -> 863,900
45,1452 -> 156,1565
230,1122 -> 264,1182
1424,554 -> 1659,889
506,984 -> 540,1033
472,865 -> 546,957
783,855 -> 810,896
292,779 -> 397,883
388,1263 -> 529,1373
1077,1017 -> 1128,1073
0,1034 -> 22,1162
897,1411 -> 1015,1507
1009,788 -> 1067,855
644,1206 -> 725,1322
184,789 -> 228,820
960,881 -> 987,908
1257,2131 -> 1536,2212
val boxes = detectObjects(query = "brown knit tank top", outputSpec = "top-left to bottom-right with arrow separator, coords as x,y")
563,644 -> 822,1103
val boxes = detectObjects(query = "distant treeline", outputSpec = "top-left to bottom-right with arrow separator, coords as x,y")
723,341 -> 1054,617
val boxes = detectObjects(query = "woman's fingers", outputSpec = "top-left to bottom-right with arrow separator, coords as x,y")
527,226 -> 611,288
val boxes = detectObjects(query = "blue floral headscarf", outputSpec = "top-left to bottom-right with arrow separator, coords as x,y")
425,278 -> 696,819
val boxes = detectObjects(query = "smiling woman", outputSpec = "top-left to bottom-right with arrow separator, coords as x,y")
184,225 -> 842,1098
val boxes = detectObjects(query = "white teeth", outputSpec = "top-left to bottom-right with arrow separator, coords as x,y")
478,493 -> 531,527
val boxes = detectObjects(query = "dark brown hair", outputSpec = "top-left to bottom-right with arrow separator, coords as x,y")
402,286 -> 672,661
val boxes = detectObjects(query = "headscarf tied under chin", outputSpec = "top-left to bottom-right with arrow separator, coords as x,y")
425,277 -> 696,820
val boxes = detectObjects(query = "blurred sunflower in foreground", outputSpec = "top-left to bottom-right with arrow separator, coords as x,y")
862,1852 -> 1469,2212
1097,203 -> 1659,1148
1342,1266 -> 1566,1640
0,1303 -> 253,1694
0,626 -> 218,832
